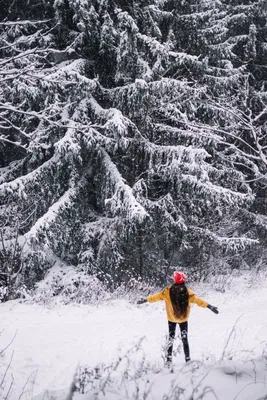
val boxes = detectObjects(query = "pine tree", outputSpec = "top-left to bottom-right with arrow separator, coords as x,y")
0,0 -> 266,298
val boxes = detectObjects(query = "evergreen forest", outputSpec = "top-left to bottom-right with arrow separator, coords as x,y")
0,0 -> 267,299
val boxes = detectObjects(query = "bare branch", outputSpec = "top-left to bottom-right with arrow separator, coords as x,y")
0,351 -> 14,388
0,115 -> 32,139
253,106 -> 267,123
0,136 -> 29,152
18,369 -> 38,400
0,47 -> 49,68
171,118 -> 260,160
0,331 -> 17,356
3,373 -> 14,400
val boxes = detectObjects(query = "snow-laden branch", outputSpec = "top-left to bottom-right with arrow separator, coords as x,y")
0,121 -> 83,200
101,149 -> 149,224
138,33 -> 200,65
159,115 -> 263,164
0,47 -> 49,67
0,20 -> 51,26
25,187 -> 77,246
0,154 -> 59,199
133,180 -> 187,232
191,226 -> 258,252
181,174 -> 253,206
0,136 -> 28,151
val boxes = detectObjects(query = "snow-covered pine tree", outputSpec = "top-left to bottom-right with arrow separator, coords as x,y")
0,0 -> 265,299
160,0 -> 267,273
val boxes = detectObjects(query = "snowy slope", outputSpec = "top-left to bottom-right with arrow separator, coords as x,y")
1,274 -> 267,400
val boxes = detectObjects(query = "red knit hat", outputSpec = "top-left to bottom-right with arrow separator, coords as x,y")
173,271 -> 186,284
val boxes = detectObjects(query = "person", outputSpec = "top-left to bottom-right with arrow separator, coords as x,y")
137,271 -> 218,366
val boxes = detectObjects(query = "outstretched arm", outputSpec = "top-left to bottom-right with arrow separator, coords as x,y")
188,290 -> 219,313
189,293 -> 209,308
137,288 -> 167,305
147,289 -> 166,303
188,289 -> 208,307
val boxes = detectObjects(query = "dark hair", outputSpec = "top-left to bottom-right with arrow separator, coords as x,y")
169,283 -> 189,319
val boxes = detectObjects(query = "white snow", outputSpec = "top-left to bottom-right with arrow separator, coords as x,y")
102,150 -> 148,223
25,187 -> 76,245
1,274 -> 267,400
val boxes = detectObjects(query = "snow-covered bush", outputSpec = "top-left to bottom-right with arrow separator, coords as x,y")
33,264 -> 107,305
32,265 -> 160,306
68,347 -> 267,400
110,277 -> 157,302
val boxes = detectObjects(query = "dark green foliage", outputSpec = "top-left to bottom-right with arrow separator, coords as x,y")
0,0 -> 266,298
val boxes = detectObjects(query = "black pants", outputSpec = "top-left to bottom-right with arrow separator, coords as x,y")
167,321 -> 190,361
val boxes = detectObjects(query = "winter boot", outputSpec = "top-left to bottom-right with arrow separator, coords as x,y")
165,356 -> 172,368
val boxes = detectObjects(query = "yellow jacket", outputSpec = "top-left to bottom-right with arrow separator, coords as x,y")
147,286 -> 208,323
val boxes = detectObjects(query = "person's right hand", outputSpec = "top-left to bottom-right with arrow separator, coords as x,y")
137,298 -> 147,305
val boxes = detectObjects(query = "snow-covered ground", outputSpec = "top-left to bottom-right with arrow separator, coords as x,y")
1,273 -> 267,400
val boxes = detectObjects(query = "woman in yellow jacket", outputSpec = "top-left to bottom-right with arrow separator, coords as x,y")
137,271 -> 218,365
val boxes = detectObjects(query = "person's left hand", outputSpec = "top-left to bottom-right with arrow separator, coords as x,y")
207,304 -> 219,314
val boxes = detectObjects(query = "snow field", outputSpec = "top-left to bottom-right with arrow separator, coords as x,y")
1,274 -> 267,400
